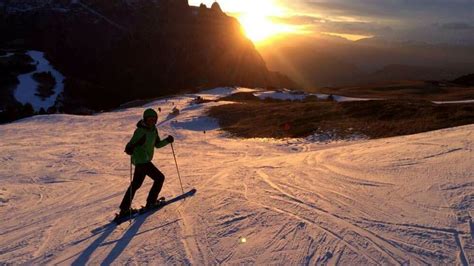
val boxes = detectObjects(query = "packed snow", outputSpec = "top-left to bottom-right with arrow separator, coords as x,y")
198,87 -> 258,100
0,52 -> 14,58
255,89 -> 474,104
433,100 -> 474,104
0,88 -> 473,265
255,91 -> 307,101
13,50 -> 64,112
254,90 -> 376,102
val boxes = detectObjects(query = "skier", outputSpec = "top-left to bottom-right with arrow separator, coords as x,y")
118,108 -> 174,217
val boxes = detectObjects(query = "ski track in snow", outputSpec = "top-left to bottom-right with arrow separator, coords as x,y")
0,87 -> 473,265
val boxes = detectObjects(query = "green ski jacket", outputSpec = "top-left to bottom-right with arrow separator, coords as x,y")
126,120 -> 170,165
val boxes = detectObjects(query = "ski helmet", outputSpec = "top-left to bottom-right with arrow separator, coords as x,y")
143,108 -> 158,119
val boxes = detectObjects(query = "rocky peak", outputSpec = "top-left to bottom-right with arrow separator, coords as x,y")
211,2 -> 222,13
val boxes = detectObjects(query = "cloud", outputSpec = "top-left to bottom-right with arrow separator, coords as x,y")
269,14 -> 393,36
274,0 -> 474,44
283,0 -> 474,21
302,1 -> 398,18
318,21 -> 393,36
196,0 -> 474,44
269,15 -> 324,25
438,22 -> 474,30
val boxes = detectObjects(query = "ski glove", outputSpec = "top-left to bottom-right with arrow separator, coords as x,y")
124,133 -> 147,156
124,144 -> 134,155
165,135 -> 174,143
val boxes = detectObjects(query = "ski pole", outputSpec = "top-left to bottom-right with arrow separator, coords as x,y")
171,143 -> 185,195
129,157 -> 133,224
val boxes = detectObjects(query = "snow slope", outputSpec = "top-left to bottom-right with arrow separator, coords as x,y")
0,88 -> 473,265
254,89 -> 474,104
0,52 -> 14,58
433,100 -> 474,104
254,90 -> 375,102
13,50 -> 65,112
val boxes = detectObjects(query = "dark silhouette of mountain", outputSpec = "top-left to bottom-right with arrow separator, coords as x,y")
362,65 -> 462,84
258,34 -> 474,89
452,73 -> 474,86
0,0 -> 298,113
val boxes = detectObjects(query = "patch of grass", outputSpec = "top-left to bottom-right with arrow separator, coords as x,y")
208,94 -> 474,139
219,92 -> 261,102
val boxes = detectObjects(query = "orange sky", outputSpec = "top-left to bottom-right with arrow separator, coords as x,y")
189,0 -> 307,43
188,0 -> 474,45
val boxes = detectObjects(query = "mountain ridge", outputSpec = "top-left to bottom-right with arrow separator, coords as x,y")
0,0 -> 298,114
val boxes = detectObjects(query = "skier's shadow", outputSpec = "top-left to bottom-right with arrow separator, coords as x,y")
72,189 -> 196,265
71,224 -> 116,266
100,213 -> 148,265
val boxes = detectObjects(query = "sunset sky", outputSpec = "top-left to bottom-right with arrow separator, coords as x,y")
189,0 -> 474,44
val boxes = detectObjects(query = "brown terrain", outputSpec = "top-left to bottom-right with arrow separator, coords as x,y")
208,86 -> 474,139
316,80 -> 474,101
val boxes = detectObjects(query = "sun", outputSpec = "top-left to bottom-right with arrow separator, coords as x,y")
239,15 -> 286,43
189,0 -> 296,43
233,0 -> 295,44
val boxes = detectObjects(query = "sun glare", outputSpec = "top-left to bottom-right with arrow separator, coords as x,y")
322,32 -> 374,41
239,15 -> 292,43
232,0 -> 295,44
189,0 -> 297,43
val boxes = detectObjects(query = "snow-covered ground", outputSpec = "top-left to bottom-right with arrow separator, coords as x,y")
254,90 -> 375,102
0,52 -> 14,58
433,100 -> 474,104
255,89 -> 474,104
13,50 -> 64,112
0,88 -> 473,265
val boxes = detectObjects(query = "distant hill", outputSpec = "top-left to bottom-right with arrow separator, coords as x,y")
452,73 -> 474,86
362,64 -> 461,83
258,34 -> 474,89
317,80 -> 474,102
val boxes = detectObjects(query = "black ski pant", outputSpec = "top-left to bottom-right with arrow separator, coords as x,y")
120,162 -> 165,211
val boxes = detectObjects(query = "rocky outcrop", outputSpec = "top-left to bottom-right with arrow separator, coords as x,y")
0,0 -> 298,111
210,2 -> 223,13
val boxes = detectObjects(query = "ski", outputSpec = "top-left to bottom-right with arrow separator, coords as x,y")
112,209 -> 141,225
138,196 -> 167,214
112,188 -> 197,225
